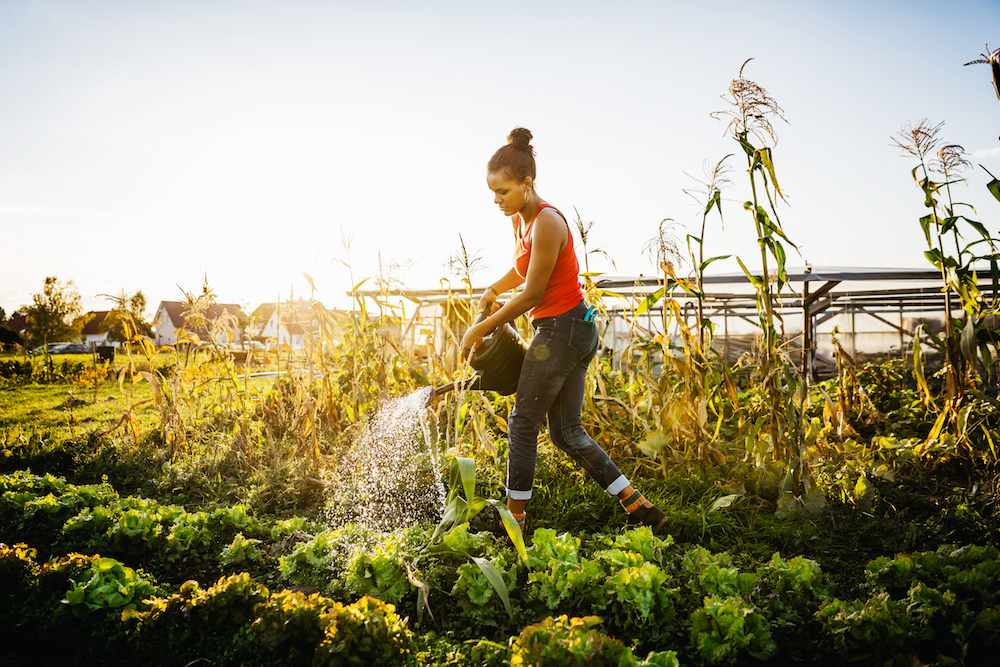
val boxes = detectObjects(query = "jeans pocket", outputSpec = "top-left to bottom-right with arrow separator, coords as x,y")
568,318 -> 598,357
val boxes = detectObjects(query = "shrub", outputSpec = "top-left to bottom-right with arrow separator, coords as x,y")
125,574 -> 270,666
254,589 -> 342,664
62,556 -> 156,618
510,615 -> 631,667
313,596 -> 413,666
0,542 -> 41,634
689,595 -> 776,665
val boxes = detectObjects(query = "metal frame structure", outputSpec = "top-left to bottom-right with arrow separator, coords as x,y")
353,266 -> 999,380
592,266 -> 1000,379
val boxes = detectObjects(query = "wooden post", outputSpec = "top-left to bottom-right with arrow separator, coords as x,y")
850,305 -> 857,358
899,302 -> 905,360
802,279 -> 811,382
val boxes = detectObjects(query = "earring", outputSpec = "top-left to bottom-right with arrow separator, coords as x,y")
524,189 -> 529,203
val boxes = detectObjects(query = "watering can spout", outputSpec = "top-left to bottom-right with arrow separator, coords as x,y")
429,375 -> 483,402
432,381 -> 457,397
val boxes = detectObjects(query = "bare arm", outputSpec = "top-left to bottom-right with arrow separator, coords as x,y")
477,268 -> 525,313
462,210 -> 566,353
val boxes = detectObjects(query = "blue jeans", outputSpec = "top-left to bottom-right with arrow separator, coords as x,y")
506,301 -> 630,501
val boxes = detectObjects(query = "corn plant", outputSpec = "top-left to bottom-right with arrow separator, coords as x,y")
683,156 -> 733,349
964,44 -> 1000,103
420,456 -> 527,620
711,60 -> 804,472
893,120 -> 1000,434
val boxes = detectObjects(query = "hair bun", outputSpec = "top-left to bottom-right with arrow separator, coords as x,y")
507,128 -> 534,153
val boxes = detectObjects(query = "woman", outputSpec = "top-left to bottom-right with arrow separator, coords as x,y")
461,128 -> 667,535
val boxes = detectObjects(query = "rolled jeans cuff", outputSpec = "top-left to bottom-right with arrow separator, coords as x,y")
605,474 -> 629,497
506,487 -> 533,501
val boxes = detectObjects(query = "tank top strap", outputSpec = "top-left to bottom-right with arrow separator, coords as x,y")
519,203 -> 566,242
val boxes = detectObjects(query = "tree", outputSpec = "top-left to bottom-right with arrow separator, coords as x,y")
24,276 -> 85,348
100,291 -> 153,342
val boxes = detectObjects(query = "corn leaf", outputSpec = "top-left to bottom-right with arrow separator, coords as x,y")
490,500 -> 528,564
471,557 -> 513,618
960,316 -> 977,366
709,494 -> 741,512
927,409 -> 949,442
636,288 -> 665,316
699,255 -> 731,273
988,178 -> 1000,203
757,147 -> 783,200
913,325 -> 932,404
736,257 -> 764,289
455,456 -> 476,505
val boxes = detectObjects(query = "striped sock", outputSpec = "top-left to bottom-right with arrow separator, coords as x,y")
620,491 -> 646,514
511,511 -> 527,528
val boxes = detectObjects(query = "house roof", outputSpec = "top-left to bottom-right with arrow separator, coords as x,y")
156,301 -> 247,330
81,311 -> 110,335
250,300 -> 326,324
6,313 -> 29,334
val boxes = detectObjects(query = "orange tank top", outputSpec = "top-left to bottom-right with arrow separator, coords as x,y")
513,203 -> 584,320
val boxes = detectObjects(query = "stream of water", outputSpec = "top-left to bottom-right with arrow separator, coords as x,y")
324,386 -> 447,533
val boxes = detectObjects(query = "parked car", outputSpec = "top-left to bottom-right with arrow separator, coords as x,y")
30,342 -> 90,354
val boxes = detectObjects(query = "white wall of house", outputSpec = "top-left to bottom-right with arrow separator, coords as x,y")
255,310 -> 308,349
259,311 -> 280,340
152,305 -> 179,346
281,324 -> 306,349
82,332 -> 109,345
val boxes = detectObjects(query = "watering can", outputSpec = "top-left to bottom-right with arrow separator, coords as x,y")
432,311 -> 527,398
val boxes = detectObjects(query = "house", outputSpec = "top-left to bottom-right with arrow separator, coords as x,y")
80,311 -> 111,346
152,301 -> 247,347
249,300 -> 317,349
248,300 -> 350,349
6,313 -> 29,338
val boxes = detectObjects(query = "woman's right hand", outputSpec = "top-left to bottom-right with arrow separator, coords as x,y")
478,291 -> 497,313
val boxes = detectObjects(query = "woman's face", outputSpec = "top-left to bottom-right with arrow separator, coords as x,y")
487,171 -> 530,216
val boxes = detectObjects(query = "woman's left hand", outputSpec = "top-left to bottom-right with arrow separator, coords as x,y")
461,323 -> 485,359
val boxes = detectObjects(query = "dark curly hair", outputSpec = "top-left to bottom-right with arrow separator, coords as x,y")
487,128 -> 536,182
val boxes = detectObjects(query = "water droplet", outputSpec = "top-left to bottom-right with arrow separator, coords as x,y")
325,387 -> 446,533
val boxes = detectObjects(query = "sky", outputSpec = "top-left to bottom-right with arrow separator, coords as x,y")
1,0 -> 999,320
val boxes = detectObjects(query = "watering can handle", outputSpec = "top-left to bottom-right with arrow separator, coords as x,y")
473,304 -> 502,335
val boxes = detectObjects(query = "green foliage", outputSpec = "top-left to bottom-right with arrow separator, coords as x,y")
689,595 -> 776,665
423,456 -> 527,622
526,529 -> 604,613
511,615 -> 631,667
604,561 -> 676,628
816,592 -> 909,661
313,596 -> 413,666
0,542 -> 41,633
524,529 -> 682,646
434,455 -> 528,563
510,614 -> 681,667
254,589 -> 339,662
254,590 -> 412,666
345,529 -> 416,604
63,556 -> 156,618
450,548 -> 516,621
220,532 -> 263,568
818,544 -> 1000,663
23,276 -> 85,349
279,529 -> 341,586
